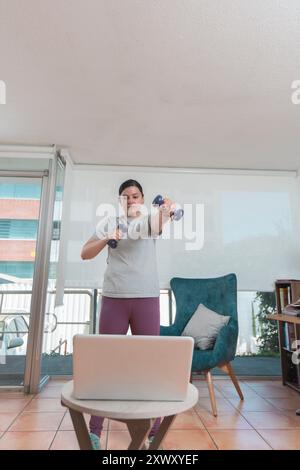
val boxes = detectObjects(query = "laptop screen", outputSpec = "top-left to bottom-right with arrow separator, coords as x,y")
73,334 -> 194,401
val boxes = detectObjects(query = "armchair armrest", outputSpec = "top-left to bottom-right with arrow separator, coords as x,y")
212,320 -> 238,364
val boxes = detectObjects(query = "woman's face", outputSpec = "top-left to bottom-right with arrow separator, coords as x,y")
120,186 -> 144,217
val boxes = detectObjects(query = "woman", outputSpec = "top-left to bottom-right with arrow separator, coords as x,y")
81,179 -> 173,450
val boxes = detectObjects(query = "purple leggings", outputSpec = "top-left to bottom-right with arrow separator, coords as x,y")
89,296 -> 161,438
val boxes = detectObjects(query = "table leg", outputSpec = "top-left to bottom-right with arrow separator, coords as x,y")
148,414 -> 176,450
126,419 -> 153,450
69,408 -> 93,450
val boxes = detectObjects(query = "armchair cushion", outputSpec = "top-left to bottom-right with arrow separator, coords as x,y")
181,303 -> 230,350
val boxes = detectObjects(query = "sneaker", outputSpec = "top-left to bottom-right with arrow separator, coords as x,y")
147,435 -> 162,450
89,432 -> 101,450
147,435 -> 155,449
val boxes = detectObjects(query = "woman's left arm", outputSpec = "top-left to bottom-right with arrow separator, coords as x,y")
149,197 -> 173,236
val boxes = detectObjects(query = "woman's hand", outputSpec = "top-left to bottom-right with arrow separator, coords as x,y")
159,197 -> 174,218
108,228 -> 123,242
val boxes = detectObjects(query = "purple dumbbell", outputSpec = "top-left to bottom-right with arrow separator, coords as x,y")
107,223 -> 127,249
152,195 -> 184,221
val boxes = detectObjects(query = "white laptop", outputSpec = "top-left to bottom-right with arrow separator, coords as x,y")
73,334 -> 194,401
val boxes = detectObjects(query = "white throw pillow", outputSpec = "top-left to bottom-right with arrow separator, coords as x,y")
182,303 -> 230,350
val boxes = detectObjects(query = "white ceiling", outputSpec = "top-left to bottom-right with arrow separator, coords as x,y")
0,0 -> 300,170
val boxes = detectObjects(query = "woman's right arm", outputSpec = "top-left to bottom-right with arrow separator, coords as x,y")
81,229 -> 122,260
81,237 -> 108,260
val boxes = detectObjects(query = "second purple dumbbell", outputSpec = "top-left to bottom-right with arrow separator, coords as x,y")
152,195 -> 184,221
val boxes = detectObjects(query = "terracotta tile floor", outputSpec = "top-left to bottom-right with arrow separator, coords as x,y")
0,378 -> 300,450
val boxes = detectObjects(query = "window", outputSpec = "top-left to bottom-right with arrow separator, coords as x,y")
0,261 -> 35,278
0,219 -> 38,239
0,183 -> 41,199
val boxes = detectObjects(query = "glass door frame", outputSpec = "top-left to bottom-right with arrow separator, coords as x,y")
0,155 -> 64,393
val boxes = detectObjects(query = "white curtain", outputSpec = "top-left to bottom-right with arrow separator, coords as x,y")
61,166 -> 300,291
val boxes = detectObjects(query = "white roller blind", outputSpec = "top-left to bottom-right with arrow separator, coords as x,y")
63,166 -> 300,291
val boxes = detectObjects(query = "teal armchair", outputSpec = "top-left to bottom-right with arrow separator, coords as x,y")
160,273 -> 244,416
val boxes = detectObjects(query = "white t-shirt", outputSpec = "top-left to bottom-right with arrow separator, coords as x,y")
93,215 -> 161,298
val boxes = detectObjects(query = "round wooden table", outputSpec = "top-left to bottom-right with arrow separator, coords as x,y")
61,380 -> 199,450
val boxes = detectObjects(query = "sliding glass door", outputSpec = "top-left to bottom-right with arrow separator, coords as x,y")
0,153 -> 66,392
0,174 -> 43,387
